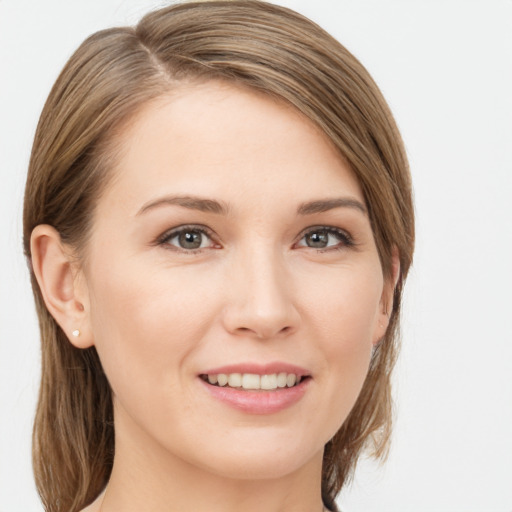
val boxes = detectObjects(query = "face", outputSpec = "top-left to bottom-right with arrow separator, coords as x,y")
79,81 -> 391,480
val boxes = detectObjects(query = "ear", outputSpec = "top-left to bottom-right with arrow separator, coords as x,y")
373,247 -> 400,346
30,224 -> 93,349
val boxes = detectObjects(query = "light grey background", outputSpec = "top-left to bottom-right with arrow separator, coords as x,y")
1,1 -> 511,511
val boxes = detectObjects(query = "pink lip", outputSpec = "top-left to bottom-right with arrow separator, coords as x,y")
199,378 -> 310,414
200,362 -> 310,377
198,362 -> 311,415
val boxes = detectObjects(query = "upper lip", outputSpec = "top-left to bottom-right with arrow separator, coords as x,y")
200,362 -> 310,378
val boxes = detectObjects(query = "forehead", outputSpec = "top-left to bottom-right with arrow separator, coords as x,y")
98,81 -> 364,216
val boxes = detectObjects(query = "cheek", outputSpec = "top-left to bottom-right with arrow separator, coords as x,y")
302,261 -> 383,348
86,259 -> 218,406
301,263 -> 383,430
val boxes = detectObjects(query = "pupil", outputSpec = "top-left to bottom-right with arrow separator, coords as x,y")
307,231 -> 328,248
179,231 -> 202,249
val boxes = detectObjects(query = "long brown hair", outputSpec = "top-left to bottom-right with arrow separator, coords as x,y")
23,2 -> 414,511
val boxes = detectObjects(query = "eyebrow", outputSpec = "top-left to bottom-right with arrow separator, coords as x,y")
137,195 -> 229,216
137,194 -> 367,217
297,197 -> 367,215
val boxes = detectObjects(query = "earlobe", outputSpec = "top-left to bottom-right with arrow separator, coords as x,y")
30,225 -> 93,349
374,248 -> 401,346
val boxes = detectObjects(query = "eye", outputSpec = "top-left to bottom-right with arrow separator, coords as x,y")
158,226 -> 218,252
296,226 -> 353,251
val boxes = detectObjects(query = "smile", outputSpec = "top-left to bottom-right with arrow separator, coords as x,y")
198,365 -> 311,414
200,372 -> 304,390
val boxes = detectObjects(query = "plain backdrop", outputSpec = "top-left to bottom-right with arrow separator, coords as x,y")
1,1 -> 511,511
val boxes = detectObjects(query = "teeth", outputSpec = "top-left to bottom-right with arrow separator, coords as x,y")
204,372 -> 303,390
260,374 -> 277,390
276,372 -> 287,388
286,374 -> 297,387
242,373 -> 260,390
228,373 -> 242,387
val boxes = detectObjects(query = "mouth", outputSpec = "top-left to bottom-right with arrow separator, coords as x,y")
198,364 -> 311,413
199,372 -> 309,391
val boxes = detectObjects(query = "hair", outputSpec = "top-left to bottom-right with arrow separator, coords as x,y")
23,1 -> 414,511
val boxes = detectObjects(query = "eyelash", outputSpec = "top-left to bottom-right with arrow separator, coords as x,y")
155,225 -> 355,254
296,226 -> 355,252
156,224 -> 219,254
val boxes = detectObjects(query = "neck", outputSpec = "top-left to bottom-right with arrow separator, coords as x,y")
103,465 -> 325,512
94,411 -> 326,512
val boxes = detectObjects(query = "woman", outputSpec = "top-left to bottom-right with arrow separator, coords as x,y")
23,1 -> 414,511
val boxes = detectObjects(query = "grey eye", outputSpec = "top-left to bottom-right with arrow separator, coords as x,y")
304,230 -> 329,248
163,227 -> 215,251
177,230 -> 204,249
297,227 -> 352,250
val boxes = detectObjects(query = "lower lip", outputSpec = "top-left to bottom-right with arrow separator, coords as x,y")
199,378 -> 310,414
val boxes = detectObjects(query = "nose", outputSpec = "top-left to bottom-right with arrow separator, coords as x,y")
221,246 -> 300,340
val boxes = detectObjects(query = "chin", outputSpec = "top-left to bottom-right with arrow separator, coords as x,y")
162,422 -> 329,482
197,445 -> 320,481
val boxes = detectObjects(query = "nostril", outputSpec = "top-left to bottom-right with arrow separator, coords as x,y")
233,324 -> 293,339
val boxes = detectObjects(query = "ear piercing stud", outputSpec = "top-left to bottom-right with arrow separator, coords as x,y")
72,329 -> 81,337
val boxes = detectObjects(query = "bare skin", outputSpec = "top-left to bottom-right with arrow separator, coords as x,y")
32,81 -> 397,512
